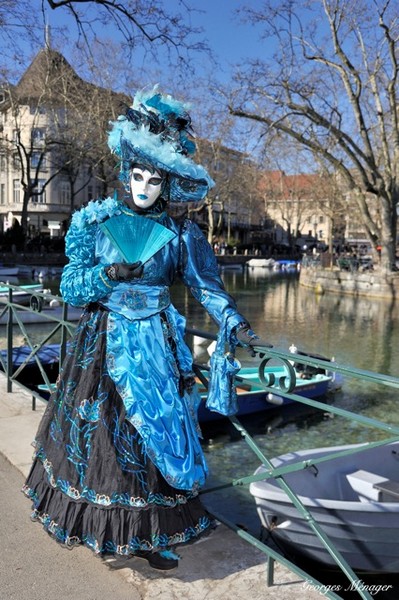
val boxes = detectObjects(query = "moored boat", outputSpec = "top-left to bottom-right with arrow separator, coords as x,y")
0,283 -> 44,305
249,441 -> 399,574
0,266 -> 19,277
246,258 -> 276,268
0,343 -> 61,389
0,303 -> 83,324
196,364 -> 333,423
0,345 -> 334,424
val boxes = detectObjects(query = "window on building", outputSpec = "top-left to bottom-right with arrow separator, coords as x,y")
0,183 -> 5,204
31,128 -> 46,145
32,179 -> 46,203
31,152 -> 45,169
30,104 -> 46,115
319,215 -> 324,224
0,154 -> 5,172
12,153 -> 20,170
13,179 -> 20,203
59,181 -> 71,205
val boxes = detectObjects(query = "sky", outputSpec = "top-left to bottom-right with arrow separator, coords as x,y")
3,0 -> 270,155
189,0 -> 265,72
38,0 -> 267,88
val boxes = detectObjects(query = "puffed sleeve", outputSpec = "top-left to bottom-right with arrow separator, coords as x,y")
60,221 -> 117,307
179,219 -> 249,341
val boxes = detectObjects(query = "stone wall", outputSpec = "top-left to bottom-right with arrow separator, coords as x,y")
299,266 -> 399,299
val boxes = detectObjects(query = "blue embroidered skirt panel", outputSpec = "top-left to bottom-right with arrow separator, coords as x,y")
23,306 -> 213,555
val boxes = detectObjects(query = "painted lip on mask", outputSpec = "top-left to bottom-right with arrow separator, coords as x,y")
137,194 -> 148,200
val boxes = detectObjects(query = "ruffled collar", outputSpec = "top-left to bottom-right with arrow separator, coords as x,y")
71,197 -> 122,230
71,196 -> 169,231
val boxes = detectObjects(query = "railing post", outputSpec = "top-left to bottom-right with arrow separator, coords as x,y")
6,287 -> 13,393
266,556 -> 275,586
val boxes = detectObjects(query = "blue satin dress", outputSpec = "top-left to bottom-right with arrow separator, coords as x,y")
22,198 -> 248,557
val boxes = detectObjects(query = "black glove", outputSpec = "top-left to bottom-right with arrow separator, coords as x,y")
105,261 -> 143,282
182,374 -> 196,395
236,326 -> 273,357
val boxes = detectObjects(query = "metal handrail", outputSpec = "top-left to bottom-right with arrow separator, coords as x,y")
187,328 -> 399,600
1,289 -> 398,599
0,283 -> 77,408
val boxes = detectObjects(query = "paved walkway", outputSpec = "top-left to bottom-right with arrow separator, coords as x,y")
0,373 -> 325,600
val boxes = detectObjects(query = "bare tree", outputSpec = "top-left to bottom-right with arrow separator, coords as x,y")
1,0 -> 210,87
195,137 -> 263,246
261,170 -> 308,247
230,0 -> 399,271
49,0 -> 208,76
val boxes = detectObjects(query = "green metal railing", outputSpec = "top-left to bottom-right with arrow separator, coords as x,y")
0,282 -> 76,408
1,283 -> 398,599
186,331 -> 399,600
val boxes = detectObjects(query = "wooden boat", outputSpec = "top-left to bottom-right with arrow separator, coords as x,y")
0,283 -> 44,305
0,343 -> 61,388
0,266 -> 19,277
249,441 -> 399,574
246,258 -> 276,268
196,364 -> 333,423
0,345 -> 333,424
273,259 -> 300,271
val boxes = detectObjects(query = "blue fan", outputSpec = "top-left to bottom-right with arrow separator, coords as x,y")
99,214 -> 176,264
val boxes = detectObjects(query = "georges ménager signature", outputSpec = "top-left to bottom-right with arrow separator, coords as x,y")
303,580 -> 393,596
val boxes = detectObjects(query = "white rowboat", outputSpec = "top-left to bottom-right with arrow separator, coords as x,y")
250,442 -> 399,574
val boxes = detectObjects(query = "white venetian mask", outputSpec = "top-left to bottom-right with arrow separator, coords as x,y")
130,167 -> 163,209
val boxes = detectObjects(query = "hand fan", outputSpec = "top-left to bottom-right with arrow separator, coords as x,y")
99,214 -> 176,264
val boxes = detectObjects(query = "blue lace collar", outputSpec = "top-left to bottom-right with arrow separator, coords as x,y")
71,196 -> 168,230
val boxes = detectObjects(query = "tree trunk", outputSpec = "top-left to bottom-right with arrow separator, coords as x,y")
20,188 -> 31,234
379,201 -> 397,271
207,201 -> 214,244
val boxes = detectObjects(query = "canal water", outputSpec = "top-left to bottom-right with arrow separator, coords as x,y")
172,266 -> 399,598
2,266 -> 399,597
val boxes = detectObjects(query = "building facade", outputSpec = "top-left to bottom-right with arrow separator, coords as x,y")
2,47 -> 360,254
0,46 -> 124,243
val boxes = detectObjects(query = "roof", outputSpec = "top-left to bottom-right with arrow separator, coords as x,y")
259,170 -> 320,199
4,47 -> 128,112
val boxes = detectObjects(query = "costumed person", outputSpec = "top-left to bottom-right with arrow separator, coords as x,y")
22,86 -> 259,571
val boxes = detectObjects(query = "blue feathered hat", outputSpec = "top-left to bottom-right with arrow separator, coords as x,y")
108,86 -> 214,203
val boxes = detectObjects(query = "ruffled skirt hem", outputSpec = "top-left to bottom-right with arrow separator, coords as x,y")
23,460 -> 214,556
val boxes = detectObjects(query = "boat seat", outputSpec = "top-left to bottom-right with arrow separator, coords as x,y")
373,479 -> 399,502
346,469 -> 399,502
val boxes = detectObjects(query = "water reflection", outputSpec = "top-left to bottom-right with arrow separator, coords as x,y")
175,268 -> 399,376
2,269 -> 399,440
3,269 -> 399,436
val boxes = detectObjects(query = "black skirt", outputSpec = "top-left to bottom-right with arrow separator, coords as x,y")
22,306 -> 213,556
